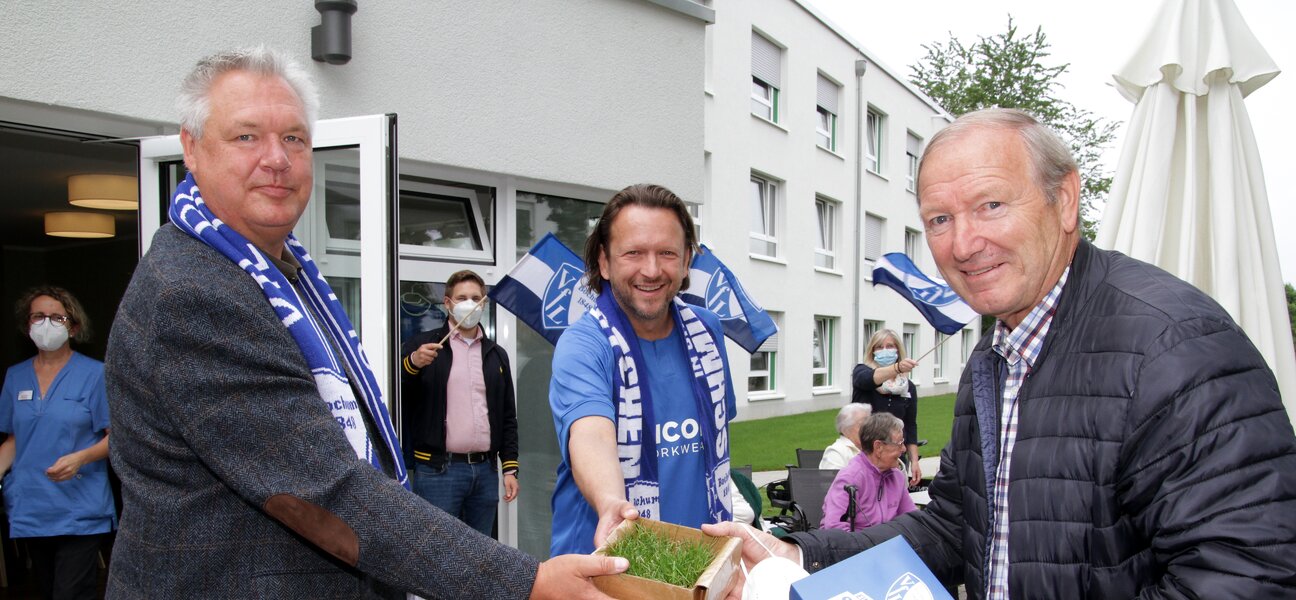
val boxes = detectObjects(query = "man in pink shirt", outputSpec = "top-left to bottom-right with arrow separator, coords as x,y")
400,270 -> 519,536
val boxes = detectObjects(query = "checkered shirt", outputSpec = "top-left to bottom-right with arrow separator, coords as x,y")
984,267 -> 1070,600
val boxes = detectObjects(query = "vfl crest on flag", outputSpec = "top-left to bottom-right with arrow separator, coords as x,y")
490,233 -> 596,345
682,245 -> 777,353
911,284 -> 963,307
705,267 -> 766,320
872,252 -> 978,336
542,262 -> 587,328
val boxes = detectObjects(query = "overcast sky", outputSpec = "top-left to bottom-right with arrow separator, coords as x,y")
803,0 -> 1295,285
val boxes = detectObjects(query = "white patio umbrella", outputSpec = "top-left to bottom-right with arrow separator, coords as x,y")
1097,0 -> 1295,422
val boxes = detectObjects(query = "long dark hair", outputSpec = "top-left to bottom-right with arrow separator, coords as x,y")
583,183 -> 699,294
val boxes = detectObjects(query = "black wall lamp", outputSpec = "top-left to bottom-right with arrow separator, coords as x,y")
312,0 -> 358,65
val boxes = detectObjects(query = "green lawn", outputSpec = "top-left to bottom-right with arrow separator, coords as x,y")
730,393 -> 957,472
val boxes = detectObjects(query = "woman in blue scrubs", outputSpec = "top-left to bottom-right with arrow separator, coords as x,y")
0,286 -> 114,600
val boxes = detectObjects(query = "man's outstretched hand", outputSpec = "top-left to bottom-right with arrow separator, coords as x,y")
702,522 -> 801,600
529,553 -> 628,600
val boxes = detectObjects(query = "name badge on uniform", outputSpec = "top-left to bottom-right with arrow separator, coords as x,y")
17,390 -> 32,401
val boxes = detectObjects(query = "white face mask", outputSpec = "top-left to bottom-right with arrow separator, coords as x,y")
451,299 -> 483,330
741,556 -> 809,600
29,319 -> 69,352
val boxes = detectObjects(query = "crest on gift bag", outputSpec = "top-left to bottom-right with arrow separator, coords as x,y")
885,572 -> 935,600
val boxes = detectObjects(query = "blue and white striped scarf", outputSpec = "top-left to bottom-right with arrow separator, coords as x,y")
589,282 -> 731,524
169,173 -> 409,489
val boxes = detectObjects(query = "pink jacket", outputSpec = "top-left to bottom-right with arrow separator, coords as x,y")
819,452 -> 916,531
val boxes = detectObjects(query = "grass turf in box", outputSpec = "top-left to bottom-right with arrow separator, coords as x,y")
603,522 -> 716,587
594,519 -> 741,600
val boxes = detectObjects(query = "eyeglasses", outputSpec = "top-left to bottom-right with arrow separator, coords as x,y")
879,439 -> 905,448
29,313 -> 71,326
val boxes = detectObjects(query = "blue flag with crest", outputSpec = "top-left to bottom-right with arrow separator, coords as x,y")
679,245 -> 778,353
489,233 -> 597,345
872,252 -> 978,335
492,237 -> 777,352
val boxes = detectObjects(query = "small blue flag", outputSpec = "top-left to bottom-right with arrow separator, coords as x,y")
872,252 -> 978,335
680,245 -> 779,353
489,233 -> 597,345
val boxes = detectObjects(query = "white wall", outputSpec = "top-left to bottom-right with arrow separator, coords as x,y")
0,0 -> 705,200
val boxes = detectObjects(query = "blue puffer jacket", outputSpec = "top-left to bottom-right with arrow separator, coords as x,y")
790,241 -> 1296,598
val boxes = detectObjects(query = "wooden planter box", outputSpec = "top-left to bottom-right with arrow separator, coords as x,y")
593,519 -> 742,600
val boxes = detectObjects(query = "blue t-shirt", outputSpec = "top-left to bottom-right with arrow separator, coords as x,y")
0,352 -> 116,537
549,307 -> 735,555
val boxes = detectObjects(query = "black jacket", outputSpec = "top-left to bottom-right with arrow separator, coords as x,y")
790,241 -> 1296,598
400,324 -> 519,474
852,364 -> 919,446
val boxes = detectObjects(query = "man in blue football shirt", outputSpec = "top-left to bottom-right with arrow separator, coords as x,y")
549,183 -> 736,555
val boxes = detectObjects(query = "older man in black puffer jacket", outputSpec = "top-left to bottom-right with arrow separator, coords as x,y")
706,108 -> 1296,599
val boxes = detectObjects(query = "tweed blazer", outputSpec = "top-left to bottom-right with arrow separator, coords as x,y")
105,224 -> 538,599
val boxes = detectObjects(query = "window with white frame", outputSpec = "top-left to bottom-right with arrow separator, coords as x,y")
903,323 -> 919,363
749,313 -> 781,394
751,32 -> 782,123
816,74 -> 840,151
933,332 -> 946,380
961,329 -> 975,364
866,108 -> 885,174
906,132 -> 922,192
686,202 -> 703,244
812,316 -> 837,388
814,196 -> 838,269
905,228 -> 921,266
398,175 -> 495,263
862,320 -> 883,355
750,174 -> 779,257
864,213 -> 885,267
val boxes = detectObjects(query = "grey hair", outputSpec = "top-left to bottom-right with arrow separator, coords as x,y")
858,413 -> 904,456
835,403 -> 873,436
176,46 -> 319,139
918,108 -> 1077,204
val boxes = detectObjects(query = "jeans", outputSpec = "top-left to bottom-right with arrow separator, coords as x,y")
411,460 -> 498,537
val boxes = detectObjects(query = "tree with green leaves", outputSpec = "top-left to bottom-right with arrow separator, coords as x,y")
910,16 -> 1119,239
1286,283 -> 1296,356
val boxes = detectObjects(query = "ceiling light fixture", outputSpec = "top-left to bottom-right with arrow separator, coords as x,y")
44,211 -> 115,239
67,174 -> 139,210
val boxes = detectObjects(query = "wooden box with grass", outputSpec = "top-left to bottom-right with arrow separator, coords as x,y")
593,519 -> 741,600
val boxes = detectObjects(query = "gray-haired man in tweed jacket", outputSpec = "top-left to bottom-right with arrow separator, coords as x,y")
104,46 -> 625,599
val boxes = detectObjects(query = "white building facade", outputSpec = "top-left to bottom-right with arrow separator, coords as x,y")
701,0 -> 976,422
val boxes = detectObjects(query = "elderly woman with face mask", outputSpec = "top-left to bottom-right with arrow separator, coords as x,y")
820,413 -> 917,531
0,286 -> 114,600
851,329 -> 922,486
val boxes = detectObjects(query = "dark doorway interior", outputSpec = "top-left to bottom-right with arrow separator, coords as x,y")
0,124 -> 139,365
0,123 -> 139,597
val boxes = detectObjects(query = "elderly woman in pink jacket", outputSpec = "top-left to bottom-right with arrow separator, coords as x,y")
820,412 -> 917,531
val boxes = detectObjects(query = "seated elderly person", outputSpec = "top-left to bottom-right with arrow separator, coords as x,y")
820,413 -> 917,532
819,403 -> 872,470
